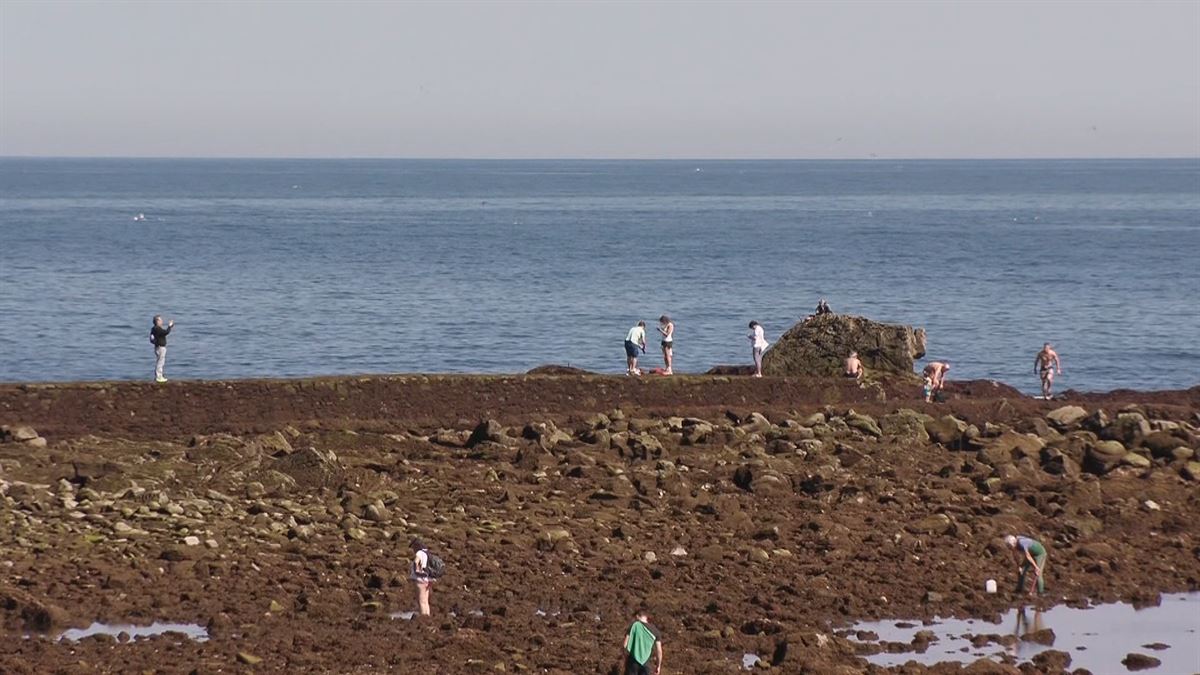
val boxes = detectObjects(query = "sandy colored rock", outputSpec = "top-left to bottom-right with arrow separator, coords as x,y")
925,415 -> 968,447
1121,452 -> 1152,469
1085,440 -> 1128,474
1045,406 -> 1089,428
1181,461 -> 1200,482
0,425 -> 40,442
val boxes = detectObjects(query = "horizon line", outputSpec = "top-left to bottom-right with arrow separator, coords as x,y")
2,154 -> 1199,162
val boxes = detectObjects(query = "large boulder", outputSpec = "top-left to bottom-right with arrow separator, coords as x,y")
761,314 -> 926,377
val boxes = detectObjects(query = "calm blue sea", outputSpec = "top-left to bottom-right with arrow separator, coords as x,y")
1,158 -> 1197,392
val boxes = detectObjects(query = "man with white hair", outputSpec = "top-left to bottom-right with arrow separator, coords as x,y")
1005,534 -> 1048,597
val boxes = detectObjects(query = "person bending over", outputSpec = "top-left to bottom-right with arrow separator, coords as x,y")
922,361 -> 950,397
1005,534 -> 1048,597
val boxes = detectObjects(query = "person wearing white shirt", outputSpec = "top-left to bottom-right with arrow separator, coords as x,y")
657,315 -> 675,375
625,321 -> 647,376
748,321 -> 769,377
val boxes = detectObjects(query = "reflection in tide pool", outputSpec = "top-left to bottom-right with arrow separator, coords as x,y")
845,592 -> 1199,672
57,622 -> 208,642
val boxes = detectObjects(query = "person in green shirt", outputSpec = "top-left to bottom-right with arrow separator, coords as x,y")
622,608 -> 663,675
1005,535 -> 1048,596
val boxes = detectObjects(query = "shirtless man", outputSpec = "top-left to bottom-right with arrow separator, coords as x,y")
1034,343 -> 1062,399
922,362 -> 950,398
844,351 -> 864,381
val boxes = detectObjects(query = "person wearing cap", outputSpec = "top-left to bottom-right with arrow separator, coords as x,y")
1005,535 -> 1048,596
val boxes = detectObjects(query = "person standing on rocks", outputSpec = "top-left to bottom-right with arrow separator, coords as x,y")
748,321 -> 769,377
409,538 -> 436,616
923,361 -> 950,398
1034,343 -> 1062,399
625,321 -> 647,376
1005,535 -> 1048,597
622,608 -> 663,675
150,315 -> 174,383
844,351 -> 864,381
657,315 -> 675,375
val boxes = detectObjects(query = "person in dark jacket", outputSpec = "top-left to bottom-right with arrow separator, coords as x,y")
150,315 -> 174,382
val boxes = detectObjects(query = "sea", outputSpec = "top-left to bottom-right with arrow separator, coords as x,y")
1,158 -> 1197,393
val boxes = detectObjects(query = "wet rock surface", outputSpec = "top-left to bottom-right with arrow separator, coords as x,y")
0,375 -> 1197,673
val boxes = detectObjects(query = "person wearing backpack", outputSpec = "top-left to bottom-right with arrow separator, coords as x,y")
409,538 -> 444,616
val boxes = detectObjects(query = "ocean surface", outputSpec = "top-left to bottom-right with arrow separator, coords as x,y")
1,158 -> 1197,392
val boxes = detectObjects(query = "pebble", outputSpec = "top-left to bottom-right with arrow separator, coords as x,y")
183,536 -> 201,546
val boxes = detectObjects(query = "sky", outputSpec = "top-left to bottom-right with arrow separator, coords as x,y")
1,0 -> 1198,159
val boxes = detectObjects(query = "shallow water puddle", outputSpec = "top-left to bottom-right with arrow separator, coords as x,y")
57,622 -> 208,642
844,592 -> 1199,672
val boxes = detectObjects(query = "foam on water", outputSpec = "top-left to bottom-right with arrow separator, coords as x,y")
845,592 -> 1200,672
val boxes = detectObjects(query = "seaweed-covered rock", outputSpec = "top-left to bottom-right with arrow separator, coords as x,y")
761,314 -> 926,377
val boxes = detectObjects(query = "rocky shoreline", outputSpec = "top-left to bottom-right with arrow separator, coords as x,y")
0,374 -> 1197,673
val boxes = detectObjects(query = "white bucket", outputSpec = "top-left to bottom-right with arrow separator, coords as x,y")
985,579 -> 997,594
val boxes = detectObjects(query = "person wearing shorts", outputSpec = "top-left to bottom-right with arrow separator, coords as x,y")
409,538 -> 435,616
657,315 -> 674,375
625,321 -> 647,376
1034,343 -> 1062,399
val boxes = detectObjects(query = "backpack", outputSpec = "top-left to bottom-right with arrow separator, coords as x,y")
423,551 -> 446,579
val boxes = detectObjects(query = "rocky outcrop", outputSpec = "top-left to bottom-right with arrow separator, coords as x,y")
762,314 -> 926,377
0,424 -> 47,449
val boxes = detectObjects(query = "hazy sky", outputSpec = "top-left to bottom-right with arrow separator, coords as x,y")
2,0 -> 1197,159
